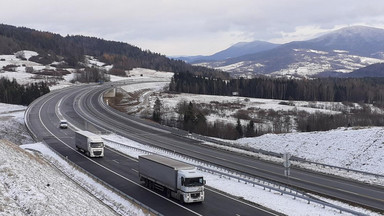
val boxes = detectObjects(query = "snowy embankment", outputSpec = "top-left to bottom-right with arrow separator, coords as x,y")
237,127 -> 384,176
0,140 -> 117,216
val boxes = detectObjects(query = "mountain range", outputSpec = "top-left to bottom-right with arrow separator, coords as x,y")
177,26 -> 384,78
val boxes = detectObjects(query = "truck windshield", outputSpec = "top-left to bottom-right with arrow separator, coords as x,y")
91,142 -> 104,148
184,177 -> 204,187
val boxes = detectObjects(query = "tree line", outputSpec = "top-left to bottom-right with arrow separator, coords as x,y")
0,77 -> 50,105
169,72 -> 384,104
0,24 -> 228,79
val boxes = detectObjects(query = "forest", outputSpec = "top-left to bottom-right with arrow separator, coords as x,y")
169,72 -> 384,104
0,24 -> 228,79
0,77 -> 50,105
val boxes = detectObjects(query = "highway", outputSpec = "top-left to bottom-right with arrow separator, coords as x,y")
25,81 -> 384,214
77,81 -> 384,212
25,84 -> 280,216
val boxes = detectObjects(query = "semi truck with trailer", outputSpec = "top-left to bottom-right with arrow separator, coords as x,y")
75,130 -> 104,157
138,154 -> 205,203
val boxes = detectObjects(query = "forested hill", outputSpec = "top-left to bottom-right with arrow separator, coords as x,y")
0,24 -> 228,79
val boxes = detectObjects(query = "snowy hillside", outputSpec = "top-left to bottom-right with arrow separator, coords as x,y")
237,127 -> 384,175
197,48 -> 384,78
0,140 -> 118,215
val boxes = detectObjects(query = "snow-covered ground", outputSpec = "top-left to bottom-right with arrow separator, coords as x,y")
0,140 -> 118,216
237,127 -> 384,176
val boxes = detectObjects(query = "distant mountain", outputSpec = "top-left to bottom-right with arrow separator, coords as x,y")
194,26 -> 384,78
307,26 -> 384,58
174,41 -> 279,63
0,24 -> 228,79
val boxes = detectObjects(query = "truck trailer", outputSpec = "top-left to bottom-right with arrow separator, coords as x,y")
138,154 -> 205,203
75,130 -> 104,157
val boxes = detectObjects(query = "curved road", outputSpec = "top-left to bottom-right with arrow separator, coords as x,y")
25,83 -> 279,216
74,81 -> 384,213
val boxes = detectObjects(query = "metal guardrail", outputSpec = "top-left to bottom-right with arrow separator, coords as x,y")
292,158 -> 384,179
103,137 -> 368,216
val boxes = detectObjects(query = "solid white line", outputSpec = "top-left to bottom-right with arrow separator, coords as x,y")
39,92 -> 202,216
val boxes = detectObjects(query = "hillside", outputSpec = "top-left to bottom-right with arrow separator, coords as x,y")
194,26 -> 384,78
338,63 -> 384,78
0,140 -> 120,216
175,40 -> 279,63
0,24 -> 228,79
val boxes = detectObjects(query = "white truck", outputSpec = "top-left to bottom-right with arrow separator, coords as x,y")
138,154 -> 205,203
75,130 -> 104,157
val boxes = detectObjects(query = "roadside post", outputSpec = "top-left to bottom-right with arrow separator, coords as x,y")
283,153 -> 291,177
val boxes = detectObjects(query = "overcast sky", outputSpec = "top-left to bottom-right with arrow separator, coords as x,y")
2,0 -> 384,56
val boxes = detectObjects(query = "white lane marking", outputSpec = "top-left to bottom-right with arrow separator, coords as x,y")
39,94 -> 202,216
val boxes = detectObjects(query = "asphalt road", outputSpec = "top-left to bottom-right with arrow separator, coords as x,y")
25,84 -> 280,216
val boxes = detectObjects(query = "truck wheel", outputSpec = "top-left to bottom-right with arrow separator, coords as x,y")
85,151 -> 90,157
179,195 -> 184,204
144,179 -> 149,188
166,189 -> 171,198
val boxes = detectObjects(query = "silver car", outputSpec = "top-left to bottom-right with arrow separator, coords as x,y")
59,120 -> 68,129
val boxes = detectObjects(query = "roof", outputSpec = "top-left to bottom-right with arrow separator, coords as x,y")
139,154 -> 194,170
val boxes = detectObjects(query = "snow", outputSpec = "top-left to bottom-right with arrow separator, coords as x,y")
333,50 -> 349,53
0,140 -> 118,216
134,91 -> 354,129
237,127 -> 384,176
293,49 -> 329,55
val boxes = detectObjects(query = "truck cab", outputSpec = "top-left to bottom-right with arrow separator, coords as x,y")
87,137 -> 104,157
75,130 -> 105,157
177,168 -> 205,203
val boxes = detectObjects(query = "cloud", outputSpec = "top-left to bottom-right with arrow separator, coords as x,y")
2,0 -> 384,55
